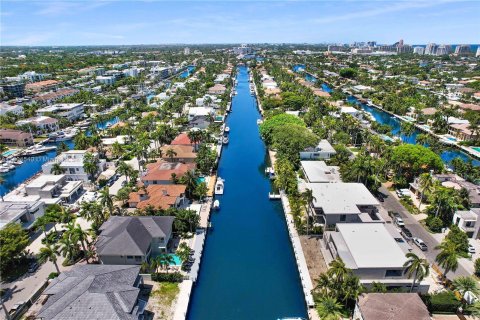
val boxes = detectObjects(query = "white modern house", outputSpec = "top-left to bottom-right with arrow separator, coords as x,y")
96,75 -> 116,85
324,223 -> 429,292
36,103 -> 85,121
0,103 -> 23,116
0,201 -> 45,230
42,150 -> 105,182
307,183 -> 382,225
300,139 -> 336,160
16,116 -> 59,133
187,106 -> 215,121
453,208 -> 480,239
301,161 -> 341,183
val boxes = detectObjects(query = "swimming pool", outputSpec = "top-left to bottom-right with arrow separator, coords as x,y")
168,254 -> 182,266
472,147 -> 480,153
197,177 -> 206,184
2,149 -> 17,157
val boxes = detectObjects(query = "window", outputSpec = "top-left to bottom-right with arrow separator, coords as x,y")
385,270 -> 402,277
135,256 -> 142,262
340,215 -> 346,222
127,255 -> 134,259
466,221 -> 475,227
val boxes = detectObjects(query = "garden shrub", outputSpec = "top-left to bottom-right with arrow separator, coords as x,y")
424,291 -> 461,313
151,272 -> 184,283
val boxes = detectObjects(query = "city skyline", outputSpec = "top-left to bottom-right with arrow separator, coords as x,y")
1,0 -> 479,46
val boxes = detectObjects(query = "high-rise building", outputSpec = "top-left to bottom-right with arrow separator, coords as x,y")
367,41 -> 377,47
455,45 -> 471,56
436,45 -> 449,56
476,47 -> 480,57
413,47 -> 425,55
397,45 -> 413,54
425,43 -> 438,55
184,47 -> 190,55
1,83 -> 25,98
399,39 -> 404,47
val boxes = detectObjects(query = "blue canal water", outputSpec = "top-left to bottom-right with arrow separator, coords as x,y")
187,66 -> 307,319
179,66 -> 195,79
96,116 -> 119,130
0,140 -> 75,196
347,96 -> 480,167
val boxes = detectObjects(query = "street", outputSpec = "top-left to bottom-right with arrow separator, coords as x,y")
379,185 -> 471,279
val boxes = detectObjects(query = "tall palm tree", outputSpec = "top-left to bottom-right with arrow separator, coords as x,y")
315,295 -> 343,320
83,152 -> 98,181
403,252 -> 430,292
99,187 -> 114,216
452,276 -> 479,298
50,163 -> 66,175
66,222 -> 90,262
180,170 -> 198,198
33,215 -> 50,237
117,161 -> 133,184
57,234 -> 79,263
418,172 -> 435,209
435,241 -> 460,279
37,244 -> 60,274
301,188 -> 316,234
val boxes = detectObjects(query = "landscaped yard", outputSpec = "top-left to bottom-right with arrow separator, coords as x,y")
145,280 -> 180,320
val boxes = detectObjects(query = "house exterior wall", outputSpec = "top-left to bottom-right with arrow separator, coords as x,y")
99,254 -> 146,265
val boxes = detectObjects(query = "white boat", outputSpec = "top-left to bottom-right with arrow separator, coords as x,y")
257,119 -> 263,125
214,178 -> 224,195
213,200 -> 220,210
22,145 -> 56,156
222,136 -> 229,145
0,167 -> 9,173
11,158 -> 23,165
224,126 -> 230,133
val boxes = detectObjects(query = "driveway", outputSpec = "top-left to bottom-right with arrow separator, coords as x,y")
379,185 -> 470,279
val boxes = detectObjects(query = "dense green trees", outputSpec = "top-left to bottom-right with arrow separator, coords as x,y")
259,113 -> 306,144
0,223 -> 29,274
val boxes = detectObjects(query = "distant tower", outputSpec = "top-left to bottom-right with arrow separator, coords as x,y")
455,45 -> 471,56
476,47 -> 480,57
399,39 -> 404,47
425,43 -> 438,55
184,47 -> 190,55
413,47 -> 425,55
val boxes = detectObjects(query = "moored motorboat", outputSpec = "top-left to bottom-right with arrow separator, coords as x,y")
222,136 -> 229,145
224,126 -> 230,133
213,200 -> 220,210
214,177 -> 224,195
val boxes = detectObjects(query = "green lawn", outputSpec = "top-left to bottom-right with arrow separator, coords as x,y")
151,282 -> 180,308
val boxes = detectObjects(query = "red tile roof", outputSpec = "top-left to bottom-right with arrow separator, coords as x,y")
128,184 -> 186,209
171,133 -> 193,146
142,161 -> 195,183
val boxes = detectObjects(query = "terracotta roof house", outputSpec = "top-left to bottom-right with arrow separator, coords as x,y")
160,145 -> 197,163
36,265 -> 146,319
141,161 -> 195,186
449,123 -> 478,141
171,133 -> 193,146
353,293 -> 430,320
128,184 -> 186,210
34,88 -> 79,105
208,83 -> 226,95
25,80 -> 60,93
0,128 -> 33,147
95,216 -> 174,264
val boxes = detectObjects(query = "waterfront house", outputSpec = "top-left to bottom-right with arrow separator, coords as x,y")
171,132 -> 193,146
42,150 -> 106,182
0,128 -> 33,147
4,174 -> 84,206
96,216 -> 174,264
0,201 -> 45,230
36,265 -> 146,320
301,161 -> 341,183
453,208 -> 480,239
324,223 -> 428,292
300,139 -> 336,160
16,116 -> 59,133
448,122 -> 478,141
36,103 -> 85,121
353,293 -> 430,320
160,145 -> 197,163
128,184 -> 186,210
307,183 -> 382,225
25,79 -> 60,93
141,161 -> 196,186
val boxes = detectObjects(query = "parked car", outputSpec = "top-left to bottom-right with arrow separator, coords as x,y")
396,189 -> 411,198
394,217 -> 405,228
401,227 -> 413,240
28,262 -> 39,273
469,244 -> 476,254
413,238 -> 428,251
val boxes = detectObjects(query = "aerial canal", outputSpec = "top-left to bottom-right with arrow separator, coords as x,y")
187,66 -> 307,319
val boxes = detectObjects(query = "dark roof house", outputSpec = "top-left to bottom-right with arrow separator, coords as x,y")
36,265 -> 145,320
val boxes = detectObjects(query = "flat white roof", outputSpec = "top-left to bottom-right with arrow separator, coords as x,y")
301,161 -> 341,183
335,223 -> 408,269
307,183 -> 379,214
27,174 -> 64,188
317,139 -> 336,153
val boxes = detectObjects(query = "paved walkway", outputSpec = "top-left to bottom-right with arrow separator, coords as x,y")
172,280 -> 193,320
188,229 -> 206,282
198,199 -> 212,228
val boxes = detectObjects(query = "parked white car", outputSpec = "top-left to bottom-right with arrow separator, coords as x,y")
413,237 -> 428,251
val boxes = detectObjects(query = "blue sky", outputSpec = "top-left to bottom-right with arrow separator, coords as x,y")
1,0 -> 479,46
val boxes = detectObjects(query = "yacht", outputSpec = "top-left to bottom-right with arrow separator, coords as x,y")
11,158 -> 23,165
0,167 -> 9,173
214,178 -> 224,195
222,136 -> 229,145
257,119 -> 263,125
213,200 -> 220,210
22,144 -> 56,156
224,126 -> 230,133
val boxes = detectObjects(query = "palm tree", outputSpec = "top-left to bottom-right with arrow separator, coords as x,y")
176,243 -> 191,263
99,187 -> 114,216
111,141 -> 124,159
301,188 -> 316,234
83,152 -> 98,181
180,170 -> 198,198
403,252 -> 430,292
57,234 -> 79,263
315,295 -> 343,320
50,163 -> 66,175
452,276 -> 479,298
400,121 -> 415,142
165,148 -> 177,162
117,161 -> 133,184
435,241 -> 460,280
67,222 -> 90,262
418,172 -> 435,209
37,244 -> 60,273
33,215 -> 50,237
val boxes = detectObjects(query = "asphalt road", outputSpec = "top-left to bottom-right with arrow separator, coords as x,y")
379,185 -> 470,279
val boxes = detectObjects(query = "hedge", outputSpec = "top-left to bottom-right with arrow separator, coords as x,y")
423,291 -> 461,314
151,272 -> 184,283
